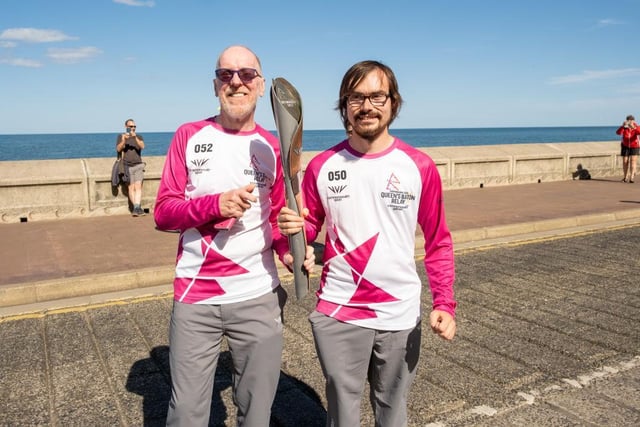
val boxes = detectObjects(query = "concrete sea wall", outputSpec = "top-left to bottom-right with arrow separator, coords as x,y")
0,141 -> 621,223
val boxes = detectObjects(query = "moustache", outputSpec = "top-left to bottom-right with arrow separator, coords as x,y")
356,111 -> 380,120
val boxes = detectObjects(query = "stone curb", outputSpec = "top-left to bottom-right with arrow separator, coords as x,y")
450,208 -> 640,244
2,209 -> 639,312
0,266 -> 175,308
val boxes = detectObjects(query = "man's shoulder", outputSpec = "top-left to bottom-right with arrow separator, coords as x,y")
176,117 -> 215,132
394,138 -> 434,160
388,139 -> 439,178
253,123 -> 279,143
311,140 -> 348,160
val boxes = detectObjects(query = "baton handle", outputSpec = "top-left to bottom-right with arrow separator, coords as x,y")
285,175 -> 309,299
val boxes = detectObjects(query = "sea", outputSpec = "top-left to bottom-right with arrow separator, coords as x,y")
0,126 -> 619,162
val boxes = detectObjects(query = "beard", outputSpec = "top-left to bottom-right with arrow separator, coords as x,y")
219,94 -> 257,123
351,111 -> 391,141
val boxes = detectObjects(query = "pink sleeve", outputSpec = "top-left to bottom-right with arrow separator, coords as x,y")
261,129 -> 289,261
300,153 -> 329,244
414,155 -> 457,317
153,125 -> 223,231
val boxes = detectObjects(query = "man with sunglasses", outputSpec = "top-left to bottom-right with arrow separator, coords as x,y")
154,45 -> 314,426
278,60 -> 457,426
116,118 -> 145,216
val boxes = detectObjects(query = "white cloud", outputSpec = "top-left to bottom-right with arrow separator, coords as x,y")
0,28 -> 76,43
548,69 -> 640,85
596,18 -> 624,27
46,46 -> 103,63
0,57 -> 42,67
113,0 -> 156,6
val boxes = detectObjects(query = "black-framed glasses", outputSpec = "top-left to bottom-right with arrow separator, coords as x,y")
127,125 -> 136,129
215,68 -> 261,84
346,92 -> 390,107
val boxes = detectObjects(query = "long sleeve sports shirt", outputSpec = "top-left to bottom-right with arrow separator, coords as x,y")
154,117 -> 288,305
302,138 -> 456,330
617,123 -> 640,148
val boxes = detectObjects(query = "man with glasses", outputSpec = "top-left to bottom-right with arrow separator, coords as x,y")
154,45 -> 314,426
116,118 -> 145,216
278,60 -> 457,426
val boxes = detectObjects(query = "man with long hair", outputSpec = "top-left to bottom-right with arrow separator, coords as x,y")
278,60 -> 457,426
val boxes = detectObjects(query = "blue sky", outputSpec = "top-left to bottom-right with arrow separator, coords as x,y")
1,0 -> 639,134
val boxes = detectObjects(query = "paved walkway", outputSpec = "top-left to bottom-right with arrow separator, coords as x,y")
1,178 -> 639,312
0,178 -> 639,425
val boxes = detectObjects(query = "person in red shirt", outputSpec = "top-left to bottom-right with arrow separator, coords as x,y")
616,114 -> 640,183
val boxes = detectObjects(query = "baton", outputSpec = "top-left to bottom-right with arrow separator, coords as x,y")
270,77 -> 310,299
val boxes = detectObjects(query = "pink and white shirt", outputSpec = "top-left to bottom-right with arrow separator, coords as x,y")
302,138 -> 456,330
154,117 -> 288,305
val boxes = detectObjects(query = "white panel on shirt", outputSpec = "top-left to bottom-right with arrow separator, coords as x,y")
176,125 -> 280,304
312,143 -> 427,330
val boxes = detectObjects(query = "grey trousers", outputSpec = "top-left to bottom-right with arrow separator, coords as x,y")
166,286 -> 287,427
309,310 -> 421,427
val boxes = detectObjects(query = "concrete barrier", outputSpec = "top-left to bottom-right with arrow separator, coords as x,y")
423,141 -> 620,188
0,141 -> 622,223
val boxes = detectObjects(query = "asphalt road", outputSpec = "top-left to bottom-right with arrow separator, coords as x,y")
1,225 -> 639,426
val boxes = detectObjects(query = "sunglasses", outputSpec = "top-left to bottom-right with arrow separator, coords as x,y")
215,68 -> 261,84
127,125 -> 136,129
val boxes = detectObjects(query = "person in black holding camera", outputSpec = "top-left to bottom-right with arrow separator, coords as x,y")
616,115 -> 639,183
116,118 -> 146,215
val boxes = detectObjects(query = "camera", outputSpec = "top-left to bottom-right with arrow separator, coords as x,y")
126,127 -> 132,134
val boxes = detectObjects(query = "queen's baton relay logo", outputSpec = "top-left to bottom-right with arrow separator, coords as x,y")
380,172 -> 415,211
244,154 -> 270,188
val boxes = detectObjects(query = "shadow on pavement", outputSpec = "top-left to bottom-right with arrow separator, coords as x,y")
126,346 -> 326,426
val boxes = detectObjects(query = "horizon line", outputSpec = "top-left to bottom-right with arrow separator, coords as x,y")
1,124 -> 617,136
